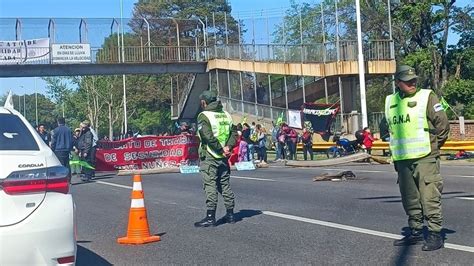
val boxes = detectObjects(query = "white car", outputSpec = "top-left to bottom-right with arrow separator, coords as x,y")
0,107 -> 76,265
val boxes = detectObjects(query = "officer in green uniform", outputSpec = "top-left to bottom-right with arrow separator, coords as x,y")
194,90 -> 238,227
386,65 -> 450,251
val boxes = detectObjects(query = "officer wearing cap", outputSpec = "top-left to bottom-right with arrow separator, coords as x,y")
179,121 -> 191,135
194,90 -> 238,227
386,65 -> 449,251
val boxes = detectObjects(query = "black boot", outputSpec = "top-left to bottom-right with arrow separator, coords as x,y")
224,209 -> 236,224
422,232 -> 444,251
393,229 -> 424,246
194,210 -> 216,228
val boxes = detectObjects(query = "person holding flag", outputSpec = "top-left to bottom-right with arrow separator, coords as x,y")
272,113 -> 285,161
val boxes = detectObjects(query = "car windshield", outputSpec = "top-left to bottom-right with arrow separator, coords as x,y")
0,113 -> 39,151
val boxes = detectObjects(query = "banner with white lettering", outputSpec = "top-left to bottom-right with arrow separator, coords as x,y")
302,103 -> 340,134
51,43 -> 91,64
95,135 -> 200,172
0,38 -> 50,64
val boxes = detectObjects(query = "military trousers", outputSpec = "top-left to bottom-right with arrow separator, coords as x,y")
395,156 -> 444,232
200,156 -> 235,210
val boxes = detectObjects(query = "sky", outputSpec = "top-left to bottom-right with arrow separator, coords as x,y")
0,0 -> 470,98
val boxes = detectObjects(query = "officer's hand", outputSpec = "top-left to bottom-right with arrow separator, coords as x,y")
83,152 -> 88,158
223,146 -> 231,156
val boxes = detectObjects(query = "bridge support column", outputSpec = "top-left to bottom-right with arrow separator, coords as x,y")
343,77 -> 362,133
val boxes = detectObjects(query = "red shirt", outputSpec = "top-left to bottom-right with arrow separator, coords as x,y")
363,131 -> 375,149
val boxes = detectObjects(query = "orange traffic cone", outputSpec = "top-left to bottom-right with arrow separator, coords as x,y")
117,174 -> 160,245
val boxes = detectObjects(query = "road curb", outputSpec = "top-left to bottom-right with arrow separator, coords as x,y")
117,167 -> 180,176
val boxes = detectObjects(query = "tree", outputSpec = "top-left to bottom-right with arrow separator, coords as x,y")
442,79 -> 474,119
392,1 -> 473,93
0,92 -> 57,129
43,77 -> 73,117
131,0 -> 239,45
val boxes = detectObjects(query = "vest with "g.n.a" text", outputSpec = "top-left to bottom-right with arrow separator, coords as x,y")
384,89 -> 432,161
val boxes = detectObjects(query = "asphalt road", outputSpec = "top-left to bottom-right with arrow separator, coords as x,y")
71,163 -> 474,265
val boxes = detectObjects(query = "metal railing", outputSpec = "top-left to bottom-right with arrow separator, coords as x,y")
208,40 -> 393,63
215,97 -> 389,135
3,40 -> 393,65
220,96 -> 287,122
94,46 -> 207,63
333,111 -> 386,134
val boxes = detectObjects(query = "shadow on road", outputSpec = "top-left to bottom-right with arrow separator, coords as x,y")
391,226 -> 456,266
215,209 -> 262,226
391,227 -> 416,266
358,195 -> 401,200
71,175 -> 117,186
359,191 -> 466,203
76,245 -> 112,266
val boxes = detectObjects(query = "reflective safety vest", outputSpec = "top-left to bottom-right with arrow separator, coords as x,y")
197,110 -> 233,159
384,89 -> 432,161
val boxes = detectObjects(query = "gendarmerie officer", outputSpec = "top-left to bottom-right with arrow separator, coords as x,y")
386,65 -> 449,251
194,90 -> 238,227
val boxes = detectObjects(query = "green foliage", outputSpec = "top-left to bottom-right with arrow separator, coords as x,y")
442,79 -> 474,119
0,92 -> 58,129
131,0 -> 239,45
129,108 -> 172,135
366,77 -> 393,113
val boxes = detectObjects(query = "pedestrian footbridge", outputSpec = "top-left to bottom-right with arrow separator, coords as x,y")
1,17 -> 395,130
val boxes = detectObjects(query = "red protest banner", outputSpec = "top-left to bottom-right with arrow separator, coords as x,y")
95,135 -> 200,172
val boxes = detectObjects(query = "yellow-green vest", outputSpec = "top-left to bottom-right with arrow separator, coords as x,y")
384,89 -> 432,161
198,110 -> 232,159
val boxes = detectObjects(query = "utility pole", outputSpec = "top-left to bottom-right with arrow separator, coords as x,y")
355,0 -> 368,128
21,86 -> 26,118
120,0 -> 128,134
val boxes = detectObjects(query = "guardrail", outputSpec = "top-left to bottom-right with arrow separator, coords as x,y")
297,141 -> 474,152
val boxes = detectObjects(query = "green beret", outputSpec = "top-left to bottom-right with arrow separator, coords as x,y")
395,65 -> 418,81
199,90 -> 217,103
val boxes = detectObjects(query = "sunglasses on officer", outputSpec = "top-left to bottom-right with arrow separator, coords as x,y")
401,78 -> 417,85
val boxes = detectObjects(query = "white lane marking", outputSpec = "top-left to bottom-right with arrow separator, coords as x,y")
323,169 -> 474,178
455,197 -> 474,201
450,175 -> 474,178
95,180 -> 132,189
231,175 -> 276,182
263,211 -> 474,253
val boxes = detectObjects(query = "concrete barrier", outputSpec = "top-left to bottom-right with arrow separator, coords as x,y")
117,167 -> 180,176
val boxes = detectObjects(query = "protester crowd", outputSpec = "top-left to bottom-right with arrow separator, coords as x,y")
36,114 -> 377,182
36,119 -> 98,182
